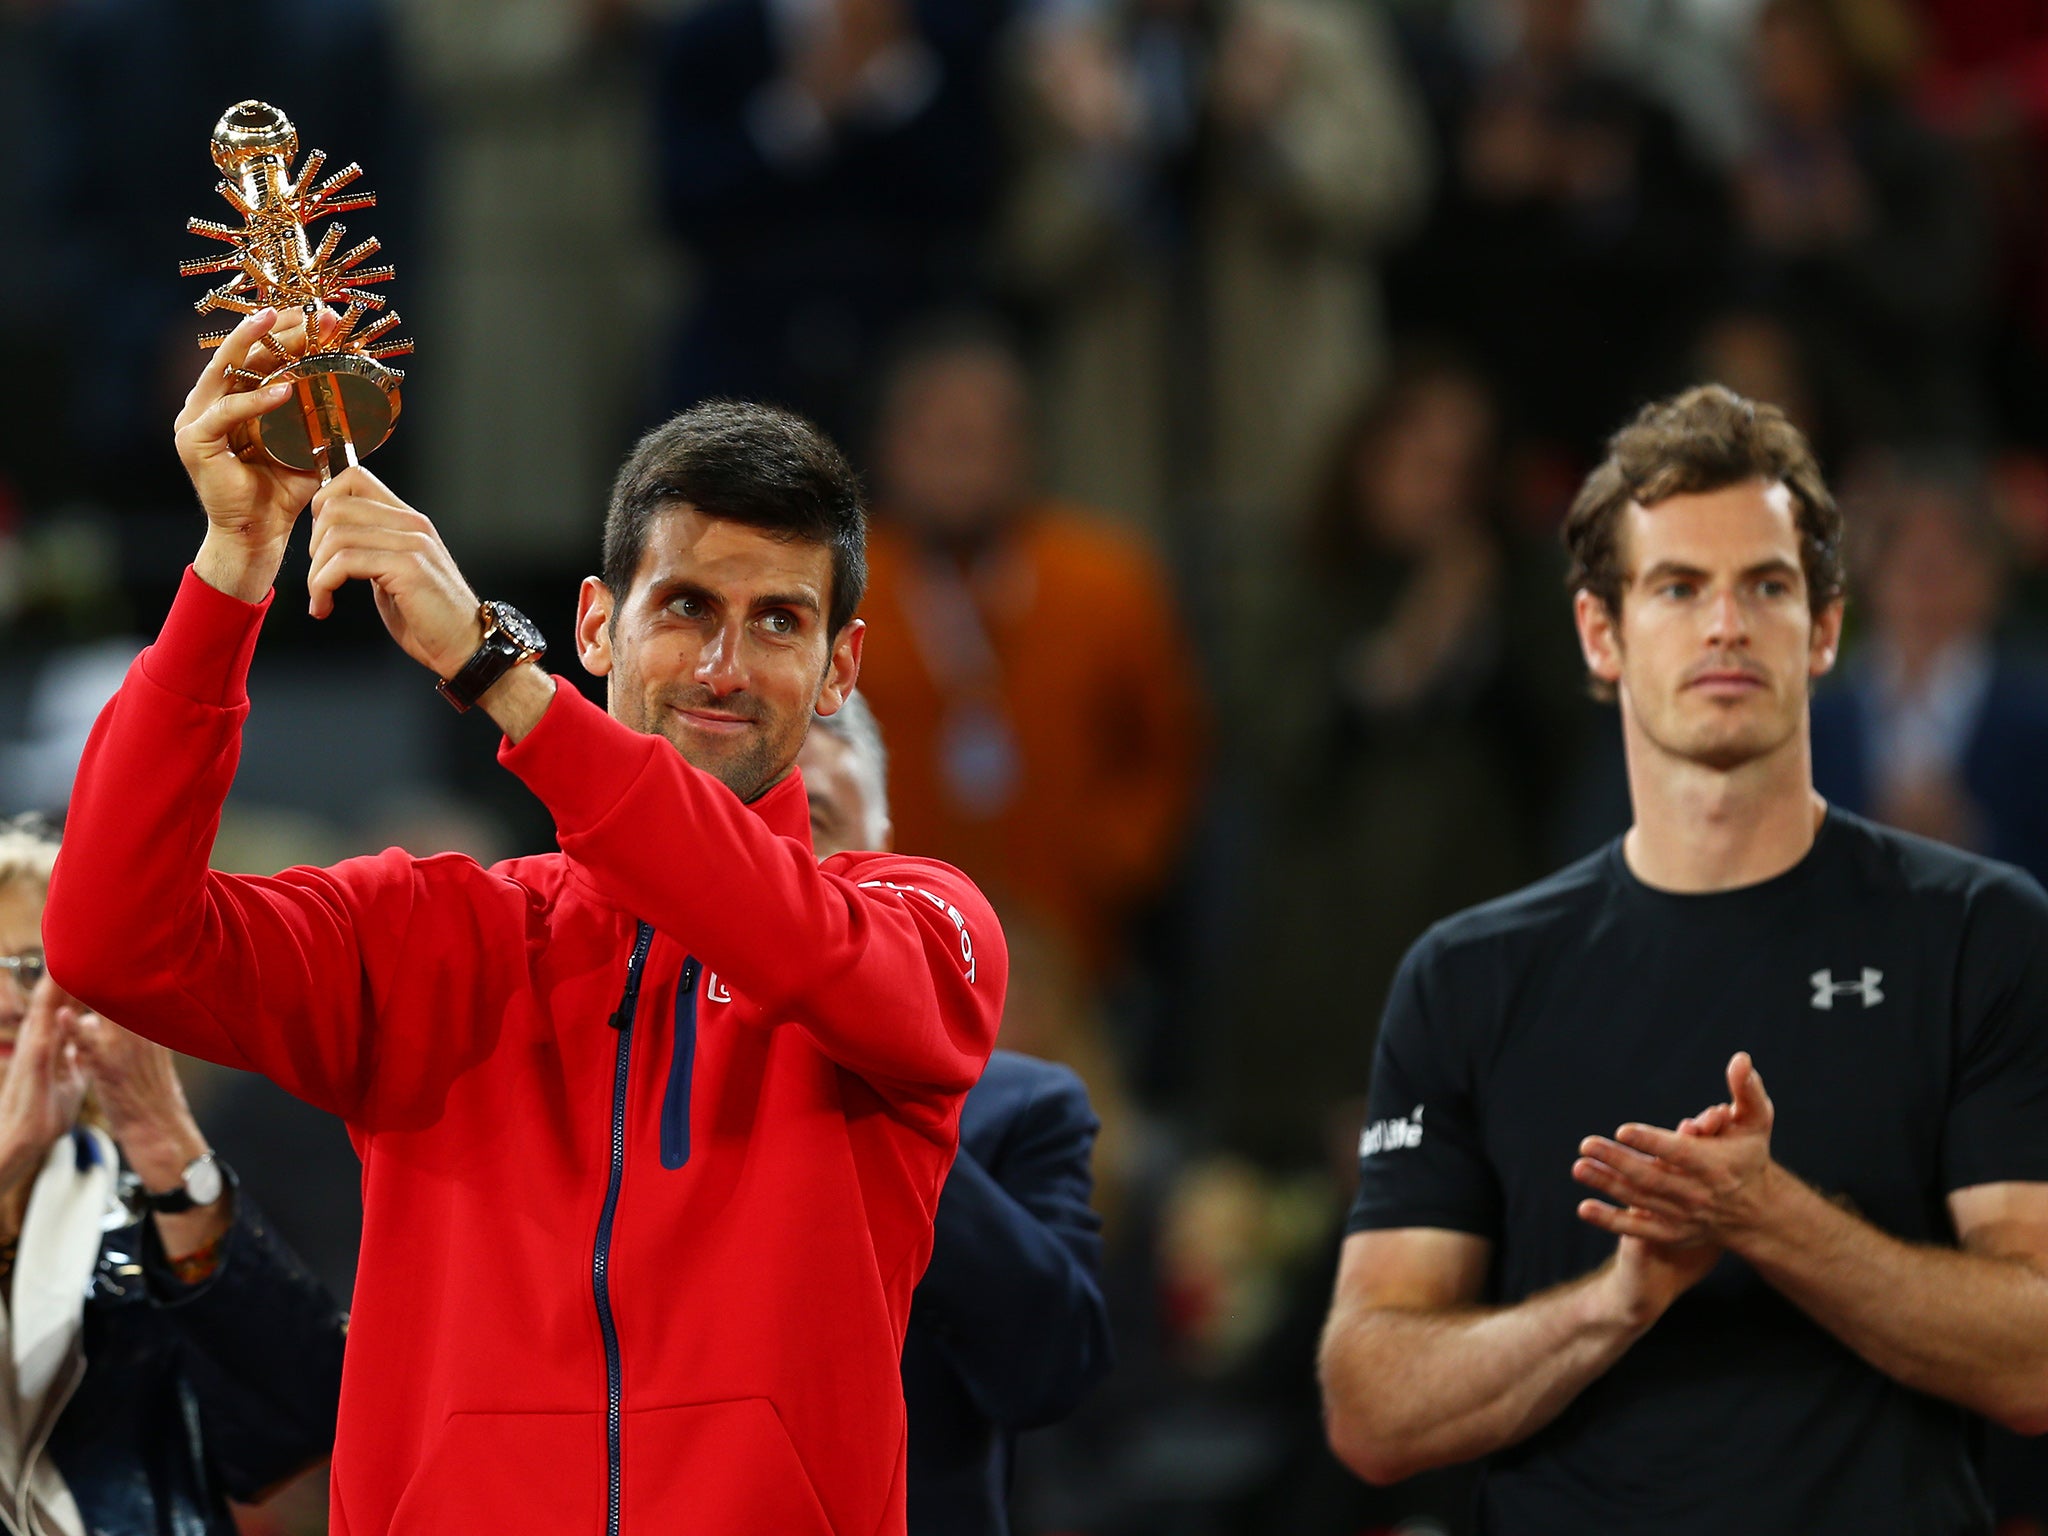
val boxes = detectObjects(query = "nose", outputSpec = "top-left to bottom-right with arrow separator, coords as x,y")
1702,586 -> 1749,648
694,618 -> 748,697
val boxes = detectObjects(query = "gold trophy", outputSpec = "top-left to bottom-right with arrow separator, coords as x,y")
182,100 -> 411,481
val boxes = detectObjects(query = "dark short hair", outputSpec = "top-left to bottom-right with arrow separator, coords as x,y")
1563,384 -> 1845,623
603,401 -> 868,635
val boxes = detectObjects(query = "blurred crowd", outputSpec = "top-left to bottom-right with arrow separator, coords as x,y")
6,0 -> 2048,1530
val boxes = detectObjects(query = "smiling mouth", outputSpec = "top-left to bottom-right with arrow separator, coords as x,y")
672,707 -> 755,734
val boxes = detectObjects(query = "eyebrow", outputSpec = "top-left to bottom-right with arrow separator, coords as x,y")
1637,558 -> 1802,584
649,579 -> 821,616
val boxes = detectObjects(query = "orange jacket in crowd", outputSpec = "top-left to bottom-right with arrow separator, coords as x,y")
855,507 -> 1205,974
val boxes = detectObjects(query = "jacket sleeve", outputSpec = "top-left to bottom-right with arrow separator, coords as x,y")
911,1067 -> 1113,1428
499,682 -> 1006,1106
138,1184 -> 348,1500
43,569 -> 521,1125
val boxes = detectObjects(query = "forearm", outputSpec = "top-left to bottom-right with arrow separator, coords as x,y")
498,683 -> 1002,1089
919,1153 -> 1110,1426
1319,1262 -> 1646,1484
1735,1171 -> 2048,1431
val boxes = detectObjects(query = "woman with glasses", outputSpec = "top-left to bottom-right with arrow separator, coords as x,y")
0,819 -> 346,1536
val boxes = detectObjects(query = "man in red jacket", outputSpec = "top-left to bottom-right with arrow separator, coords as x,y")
42,307 -> 1007,1536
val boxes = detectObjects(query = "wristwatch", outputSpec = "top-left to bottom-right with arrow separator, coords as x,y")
437,601 -> 547,713
138,1151 -> 226,1214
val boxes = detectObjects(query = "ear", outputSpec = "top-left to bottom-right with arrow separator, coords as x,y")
1809,597 -> 1844,679
1573,588 -> 1624,690
812,618 -> 866,718
576,577 -> 615,678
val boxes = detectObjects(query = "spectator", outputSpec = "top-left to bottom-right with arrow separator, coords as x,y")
0,818 -> 346,1535
1221,355 -> 1584,1165
1003,0 -> 1430,544
651,0 -> 1011,443
1812,459 -> 2048,882
1391,0 -> 1731,460
799,697 -> 1113,1536
853,319 -> 1205,978
1733,0 -> 1988,446
396,0 -> 669,576
36,0 -> 402,515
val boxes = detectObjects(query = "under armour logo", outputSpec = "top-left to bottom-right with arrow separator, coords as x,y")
1810,968 -> 1884,1010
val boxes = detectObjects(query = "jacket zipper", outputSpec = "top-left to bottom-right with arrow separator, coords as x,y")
595,919 -> 655,1536
660,958 -> 701,1170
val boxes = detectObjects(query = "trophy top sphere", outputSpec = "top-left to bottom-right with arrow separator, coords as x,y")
210,100 -> 298,173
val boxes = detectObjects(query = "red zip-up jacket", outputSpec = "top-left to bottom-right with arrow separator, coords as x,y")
43,570 -> 1006,1536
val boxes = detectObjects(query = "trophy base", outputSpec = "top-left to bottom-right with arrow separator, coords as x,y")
239,352 -> 403,474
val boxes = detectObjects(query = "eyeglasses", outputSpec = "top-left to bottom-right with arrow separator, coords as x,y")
0,953 -> 45,993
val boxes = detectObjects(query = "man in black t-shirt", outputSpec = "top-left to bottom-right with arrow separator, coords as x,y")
1317,386 -> 2048,1536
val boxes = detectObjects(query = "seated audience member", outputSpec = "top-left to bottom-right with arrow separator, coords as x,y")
0,818 -> 346,1536
800,698 -> 1113,1536
1812,462 -> 2048,882
852,319 -> 1205,978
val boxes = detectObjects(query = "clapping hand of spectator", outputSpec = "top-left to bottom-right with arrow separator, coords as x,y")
1212,13 -> 1300,134
74,1013 -> 207,1194
795,0 -> 917,121
0,978 -> 88,1199
1029,23 -> 1138,150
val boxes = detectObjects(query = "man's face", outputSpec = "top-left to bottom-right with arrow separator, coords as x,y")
0,880 -> 44,1062
576,506 -> 864,803
1575,479 -> 1841,774
878,349 -> 1032,540
796,727 -> 891,858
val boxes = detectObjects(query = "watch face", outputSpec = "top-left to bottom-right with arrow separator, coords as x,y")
486,602 -> 546,657
183,1155 -> 224,1208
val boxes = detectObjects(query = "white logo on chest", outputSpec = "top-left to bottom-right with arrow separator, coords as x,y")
705,973 -> 733,1004
1810,968 -> 1884,1010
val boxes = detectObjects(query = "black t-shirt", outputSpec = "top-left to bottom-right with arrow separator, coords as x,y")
1347,809 -> 2048,1536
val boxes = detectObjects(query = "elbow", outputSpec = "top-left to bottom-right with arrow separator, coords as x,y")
1323,1409 -> 1427,1488
1990,1379 -> 2048,1438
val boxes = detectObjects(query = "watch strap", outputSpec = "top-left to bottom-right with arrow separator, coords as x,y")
438,603 -> 544,713
138,1152 -> 226,1214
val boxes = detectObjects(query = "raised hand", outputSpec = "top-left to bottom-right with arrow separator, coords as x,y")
1574,1052 -> 1780,1248
73,1012 -> 206,1191
175,306 -> 330,602
0,979 -> 88,1198
305,465 -> 484,679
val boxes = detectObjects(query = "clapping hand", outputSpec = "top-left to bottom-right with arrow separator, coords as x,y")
0,979 -> 88,1198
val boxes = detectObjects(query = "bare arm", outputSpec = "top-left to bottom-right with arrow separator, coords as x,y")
1318,1224 -> 1716,1485
1578,1053 -> 2048,1434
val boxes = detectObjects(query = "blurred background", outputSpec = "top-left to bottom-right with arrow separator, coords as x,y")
5,0 -> 2048,1529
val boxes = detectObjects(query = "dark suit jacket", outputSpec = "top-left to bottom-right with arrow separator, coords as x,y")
1811,648 -> 2048,885
903,1050 -> 1113,1536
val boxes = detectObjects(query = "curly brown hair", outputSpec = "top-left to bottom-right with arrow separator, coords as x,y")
1563,385 -> 1844,623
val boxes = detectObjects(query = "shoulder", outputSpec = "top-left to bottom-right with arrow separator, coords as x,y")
1410,845 -> 1617,972
962,1051 -> 1098,1161
1023,507 -> 1173,591
1824,809 -> 2046,916
973,1050 -> 1094,1127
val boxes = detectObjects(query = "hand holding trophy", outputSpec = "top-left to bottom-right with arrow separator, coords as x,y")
183,100 -> 410,480
174,100 -> 414,602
